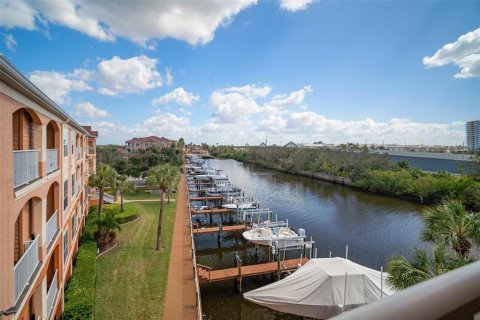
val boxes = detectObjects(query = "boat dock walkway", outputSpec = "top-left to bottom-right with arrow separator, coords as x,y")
190,196 -> 224,201
197,257 -> 309,285
191,208 -> 232,215
193,224 -> 249,234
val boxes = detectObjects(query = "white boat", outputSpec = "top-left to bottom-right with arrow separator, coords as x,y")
243,226 -> 305,246
222,202 -> 258,210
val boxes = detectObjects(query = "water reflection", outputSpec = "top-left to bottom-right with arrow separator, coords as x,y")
198,159 -> 425,320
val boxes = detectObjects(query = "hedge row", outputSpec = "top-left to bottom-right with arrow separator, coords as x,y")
63,241 -> 97,320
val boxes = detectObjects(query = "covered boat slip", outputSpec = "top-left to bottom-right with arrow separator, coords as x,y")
244,258 -> 394,319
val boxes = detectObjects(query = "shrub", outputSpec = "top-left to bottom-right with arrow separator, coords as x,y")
63,241 -> 97,320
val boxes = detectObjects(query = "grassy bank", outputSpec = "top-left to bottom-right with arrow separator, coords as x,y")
94,201 -> 176,319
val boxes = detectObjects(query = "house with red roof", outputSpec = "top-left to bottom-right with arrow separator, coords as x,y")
125,136 -> 177,154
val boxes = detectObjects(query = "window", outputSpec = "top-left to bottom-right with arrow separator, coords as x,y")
136,143 -> 140,147
72,173 -> 75,197
64,179 -> 68,209
63,128 -> 68,157
71,131 -> 75,154
71,215 -> 75,240
63,230 -> 69,263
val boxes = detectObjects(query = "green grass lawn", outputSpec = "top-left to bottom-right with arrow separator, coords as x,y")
123,189 -> 162,200
94,201 -> 176,319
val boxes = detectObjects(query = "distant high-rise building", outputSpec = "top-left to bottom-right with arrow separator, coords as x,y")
466,120 -> 480,151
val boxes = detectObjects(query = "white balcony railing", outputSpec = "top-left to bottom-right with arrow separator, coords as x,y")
76,148 -> 82,160
46,271 -> 58,319
46,210 -> 58,248
13,150 -> 40,188
14,235 -> 40,303
88,147 -> 95,155
46,149 -> 58,174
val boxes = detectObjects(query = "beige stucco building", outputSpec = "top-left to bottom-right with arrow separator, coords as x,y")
0,56 -> 97,319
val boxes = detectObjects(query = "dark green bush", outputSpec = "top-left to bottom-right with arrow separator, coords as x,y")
63,241 -> 96,320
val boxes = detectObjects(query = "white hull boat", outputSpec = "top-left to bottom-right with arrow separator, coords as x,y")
243,227 -> 305,246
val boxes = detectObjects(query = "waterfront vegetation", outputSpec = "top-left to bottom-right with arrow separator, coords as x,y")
211,146 -> 480,211
388,198 -> 480,289
95,201 -> 176,319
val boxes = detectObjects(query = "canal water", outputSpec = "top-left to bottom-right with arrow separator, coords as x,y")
196,159 -> 426,320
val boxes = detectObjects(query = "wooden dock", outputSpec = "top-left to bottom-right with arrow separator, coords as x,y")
191,208 -> 232,215
190,196 -> 224,201
193,225 -> 249,235
197,258 -> 308,284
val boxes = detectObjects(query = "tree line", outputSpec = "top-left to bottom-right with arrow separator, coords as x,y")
211,145 -> 480,211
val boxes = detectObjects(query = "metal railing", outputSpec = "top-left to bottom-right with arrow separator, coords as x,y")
14,235 -> 40,303
333,260 -> 480,320
76,147 -> 82,160
46,210 -> 58,248
46,149 -> 58,174
88,147 -> 95,155
187,178 -> 203,319
46,270 -> 58,319
13,150 -> 40,188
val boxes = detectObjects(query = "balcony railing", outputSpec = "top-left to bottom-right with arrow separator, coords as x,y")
13,150 -> 40,188
88,147 -> 95,155
46,149 -> 58,174
76,148 -> 82,160
14,235 -> 40,303
333,260 -> 480,320
46,270 -> 58,319
46,210 -> 58,248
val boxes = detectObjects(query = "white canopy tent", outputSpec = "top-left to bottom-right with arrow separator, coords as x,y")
243,257 -> 395,319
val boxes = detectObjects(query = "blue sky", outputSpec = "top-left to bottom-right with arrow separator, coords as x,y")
1,0 -> 479,146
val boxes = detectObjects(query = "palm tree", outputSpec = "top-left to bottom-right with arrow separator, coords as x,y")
91,210 -> 121,250
421,198 -> 480,259
145,163 -> 180,250
388,246 -> 470,290
165,165 -> 181,204
113,174 -> 134,212
89,163 -> 117,215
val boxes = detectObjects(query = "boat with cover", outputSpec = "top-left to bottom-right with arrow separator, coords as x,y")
244,257 -> 395,319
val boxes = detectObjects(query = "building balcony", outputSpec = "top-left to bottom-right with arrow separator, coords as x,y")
76,148 -> 82,160
46,270 -> 58,319
88,147 -> 95,155
14,235 -> 40,304
45,210 -> 58,249
46,149 -> 58,174
13,150 -> 40,189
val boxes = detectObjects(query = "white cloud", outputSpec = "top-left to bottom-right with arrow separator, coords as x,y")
165,69 -> 173,85
97,55 -> 163,95
1,0 -> 257,46
209,86 -> 266,124
29,70 -> 92,105
0,0 -> 36,30
75,102 -> 109,118
87,83 -> 464,147
280,0 -> 314,12
224,84 -> 272,98
423,28 -> 480,78
270,85 -> 313,107
4,33 -> 17,51
33,0 -> 114,41
152,87 -> 199,106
